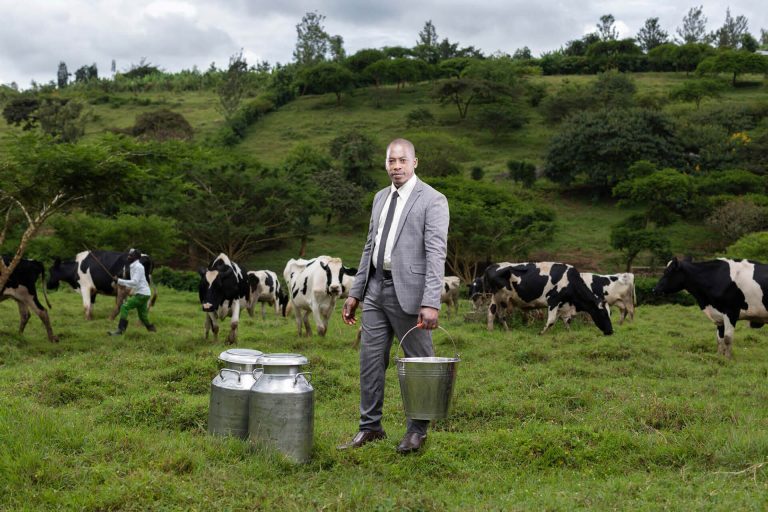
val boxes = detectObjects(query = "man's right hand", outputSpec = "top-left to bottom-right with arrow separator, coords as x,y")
342,297 -> 359,325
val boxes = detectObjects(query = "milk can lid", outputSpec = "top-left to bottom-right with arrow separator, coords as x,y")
257,353 -> 308,366
218,348 -> 264,365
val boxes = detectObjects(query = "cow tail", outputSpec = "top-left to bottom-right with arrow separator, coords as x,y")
631,275 -> 637,306
149,276 -> 159,307
40,265 -> 53,310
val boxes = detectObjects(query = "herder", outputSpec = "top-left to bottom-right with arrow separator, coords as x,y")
108,248 -> 156,335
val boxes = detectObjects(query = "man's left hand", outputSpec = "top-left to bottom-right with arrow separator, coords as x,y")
417,307 -> 439,330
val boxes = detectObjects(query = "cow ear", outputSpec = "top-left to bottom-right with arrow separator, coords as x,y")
197,267 -> 206,277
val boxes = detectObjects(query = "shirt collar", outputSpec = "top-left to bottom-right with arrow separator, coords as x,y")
390,174 -> 418,202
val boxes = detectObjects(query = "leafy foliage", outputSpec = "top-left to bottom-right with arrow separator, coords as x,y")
128,109 -> 194,141
725,231 -> 768,260
328,130 -> 377,188
707,197 -> 768,247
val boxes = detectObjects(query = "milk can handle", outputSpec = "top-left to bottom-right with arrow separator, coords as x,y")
294,372 -> 312,386
397,325 -> 459,359
251,365 -> 264,380
219,368 -> 241,382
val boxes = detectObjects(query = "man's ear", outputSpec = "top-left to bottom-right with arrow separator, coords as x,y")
413,157 -> 418,169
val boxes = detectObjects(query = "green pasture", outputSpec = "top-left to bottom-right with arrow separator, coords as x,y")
2,286 -> 768,510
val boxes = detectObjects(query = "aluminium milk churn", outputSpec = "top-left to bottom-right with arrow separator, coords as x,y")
208,348 -> 264,439
248,353 -> 314,463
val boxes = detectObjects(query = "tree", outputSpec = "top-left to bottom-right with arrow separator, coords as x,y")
610,221 -> 671,271
545,108 -> 683,188
696,50 -> 768,86
426,177 -> 555,283
597,14 -> 619,41
726,231 -> 768,260
329,131 -> 377,187
434,78 -> 513,119
296,62 -> 355,105
636,17 -> 669,52
415,20 -> 440,63
669,78 -> 725,108
674,43 -> 715,74
712,8 -> 749,49
0,132 -> 140,290
677,5 -> 710,44
217,50 -> 248,123
56,61 -> 69,89
74,63 -> 98,83
37,99 -> 86,142
512,47 -> 533,60
740,33 -> 760,53
476,100 -> 528,138
329,35 -> 346,62
293,11 -> 329,66
2,97 -> 39,130
707,197 -> 768,246
761,29 -> 768,47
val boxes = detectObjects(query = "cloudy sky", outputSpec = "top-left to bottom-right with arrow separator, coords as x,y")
1,1 -> 766,87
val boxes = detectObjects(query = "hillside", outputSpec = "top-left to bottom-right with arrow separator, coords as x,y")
2,71 -> 766,273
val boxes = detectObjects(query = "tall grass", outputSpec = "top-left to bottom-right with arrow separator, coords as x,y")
2,286 -> 767,510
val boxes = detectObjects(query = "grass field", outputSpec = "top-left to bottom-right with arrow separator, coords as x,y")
2,286 -> 768,510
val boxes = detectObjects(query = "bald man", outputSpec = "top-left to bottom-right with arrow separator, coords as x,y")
340,138 -> 449,454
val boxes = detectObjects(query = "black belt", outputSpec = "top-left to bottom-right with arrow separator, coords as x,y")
382,269 -> 393,280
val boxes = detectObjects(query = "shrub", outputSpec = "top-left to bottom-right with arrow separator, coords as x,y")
130,109 -> 193,141
507,160 -> 536,187
405,107 -> 436,128
694,169 -> 766,196
406,132 -> 474,177
707,197 -> 768,246
634,275 -> 696,306
153,266 -> 201,292
725,232 -> 768,261
471,166 -> 484,180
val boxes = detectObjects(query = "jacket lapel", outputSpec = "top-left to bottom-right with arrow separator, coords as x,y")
370,188 -> 388,234
392,181 -> 423,246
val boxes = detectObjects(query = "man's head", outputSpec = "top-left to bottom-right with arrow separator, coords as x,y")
385,138 -> 417,188
127,248 -> 141,263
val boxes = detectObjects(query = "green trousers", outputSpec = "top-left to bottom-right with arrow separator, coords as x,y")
119,294 -> 151,324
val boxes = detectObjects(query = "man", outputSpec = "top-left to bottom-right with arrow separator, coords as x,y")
340,138 -> 449,454
108,248 -> 156,335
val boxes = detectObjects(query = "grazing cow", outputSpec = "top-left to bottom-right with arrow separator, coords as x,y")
483,262 -> 613,335
581,272 -> 636,324
246,270 -> 288,319
653,257 -> 768,358
339,266 -> 357,299
1,256 -> 58,342
199,253 -> 250,344
441,276 -> 461,317
48,250 -> 157,321
284,256 -> 344,336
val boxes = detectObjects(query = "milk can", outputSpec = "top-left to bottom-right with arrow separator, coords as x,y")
208,348 -> 263,439
248,353 -> 313,463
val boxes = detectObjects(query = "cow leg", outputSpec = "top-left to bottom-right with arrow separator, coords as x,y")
205,313 -> 219,342
315,302 -> 333,337
246,299 -> 255,318
487,302 -> 497,331
261,302 -> 267,321
302,310 -> 312,337
540,307 -> 559,335
616,303 -> 627,325
293,306 -> 304,335
110,287 -> 128,321
17,300 -> 31,333
227,301 -> 241,344
81,288 -> 93,320
720,318 -> 736,358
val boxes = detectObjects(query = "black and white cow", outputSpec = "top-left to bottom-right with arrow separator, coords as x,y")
483,262 -> 613,335
581,272 -> 636,324
653,257 -> 768,358
2,256 -> 58,342
441,276 -> 461,318
199,253 -> 250,344
339,266 -> 357,299
48,250 -> 157,320
246,270 -> 288,319
283,256 -> 345,336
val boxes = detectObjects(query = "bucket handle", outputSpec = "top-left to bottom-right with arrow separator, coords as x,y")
251,365 -> 264,380
396,325 -> 459,360
294,372 -> 312,386
219,368 -> 241,382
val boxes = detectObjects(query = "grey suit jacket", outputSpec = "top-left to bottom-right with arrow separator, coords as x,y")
349,177 -> 449,315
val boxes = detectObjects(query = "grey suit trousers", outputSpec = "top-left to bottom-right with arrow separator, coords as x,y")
359,275 -> 434,435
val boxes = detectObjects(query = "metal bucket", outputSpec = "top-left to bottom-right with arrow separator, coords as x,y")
396,326 -> 459,420
208,348 -> 263,439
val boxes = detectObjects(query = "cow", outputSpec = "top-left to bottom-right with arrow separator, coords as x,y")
483,262 -> 613,335
47,250 -> 157,321
1,256 -> 58,342
284,256 -> 344,336
199,253 -> 250,344
581,272 -> 636,324
246,270 -> 288,319
441,276 -> 461,317
339,266 -> 357,299
653,257 -> 768,358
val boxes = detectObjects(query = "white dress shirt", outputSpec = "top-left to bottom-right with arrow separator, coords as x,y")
373,174 -> 418,271
117,260 -> 152,296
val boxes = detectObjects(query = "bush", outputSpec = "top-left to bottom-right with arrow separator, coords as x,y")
539,81 -> 594,124
507,160 -> 536,187
153,266 -> 201,292
707,197 -> 768,246
471,166 -> 484,180
634,275 -> 696,306
130,109 -> 193,141
406,132 -> 474,177
405,107 -> 436,128
695,169 -> 766,196
725,232 -> 768,261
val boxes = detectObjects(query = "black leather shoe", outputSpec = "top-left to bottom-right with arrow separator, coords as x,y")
337,430 -> 387,450
396,432 -> 427,454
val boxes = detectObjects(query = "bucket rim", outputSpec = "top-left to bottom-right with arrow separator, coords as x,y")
395,356 -> 460,363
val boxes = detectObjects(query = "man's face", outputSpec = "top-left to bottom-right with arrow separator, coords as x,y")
385,143 -> 417,188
